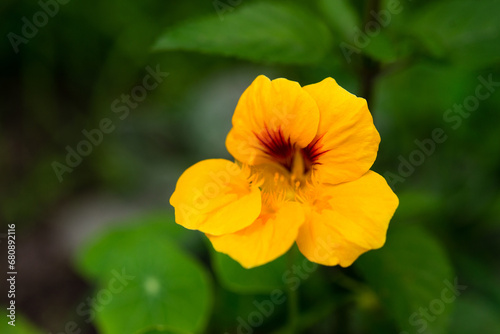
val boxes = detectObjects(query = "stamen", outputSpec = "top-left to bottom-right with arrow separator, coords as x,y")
237,164 -> 265,190
253,127 -> 328,182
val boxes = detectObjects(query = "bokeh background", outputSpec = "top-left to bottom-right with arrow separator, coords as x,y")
1,0 -> 500,333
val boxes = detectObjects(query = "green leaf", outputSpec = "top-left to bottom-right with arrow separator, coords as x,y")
134,325 -> 191,334
153,3 -> 333,64
355,224 -> 454,334
412,0 -> 500,68
450,296 -> 500,334
319,0 -> 397,63
318,0 -> 360,38
374,62 -> 471,124
455,253 -> 500,307
393,190 -> 443,222
362,32 -> 398,63
76,215 -> 213,334
211,244 -> 308,294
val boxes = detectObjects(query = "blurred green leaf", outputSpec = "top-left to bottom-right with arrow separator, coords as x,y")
1,314 -> 43,334
412,0 -> 500,68
363,32 -> 398,63
319,0 -> 397,63
374,62 -> 471,125
134,325 -> 191,334
77,211 -> 196,278
449,296 -> 500,334
211,244 -> 307,294
355,224 -> 454,334
393,190 -> 443,221
318,0 -> 360,38
153,3 -> 332,64
455,253 -> 500,307
76,215 -> 212,334
486,193 -> 500,228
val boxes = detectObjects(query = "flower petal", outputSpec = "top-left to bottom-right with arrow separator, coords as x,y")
207,202 -> 305,268
296,171 -> 398,267
226,75 -> 320,167
303,78 -> 380,184
169,159 -> 261,236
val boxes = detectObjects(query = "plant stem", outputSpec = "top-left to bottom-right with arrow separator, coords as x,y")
287,284 -> 299,333
286,248 -> 299,333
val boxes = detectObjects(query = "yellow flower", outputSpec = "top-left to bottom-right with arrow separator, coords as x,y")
170,75 -> 398,268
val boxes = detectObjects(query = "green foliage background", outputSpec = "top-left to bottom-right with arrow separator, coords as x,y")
1,0 -> 500,333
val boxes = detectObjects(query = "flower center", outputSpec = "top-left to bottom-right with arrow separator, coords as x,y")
254,127 -> 295,171
255,127 -> 327,179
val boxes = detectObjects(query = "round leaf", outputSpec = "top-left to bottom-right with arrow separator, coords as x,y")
76,217 -> 213,334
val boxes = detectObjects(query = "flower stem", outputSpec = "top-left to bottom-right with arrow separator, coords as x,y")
287,284 -> 299,332
286,248 -> 299,333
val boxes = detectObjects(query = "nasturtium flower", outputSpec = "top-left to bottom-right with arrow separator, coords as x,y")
170,75 -> 398,268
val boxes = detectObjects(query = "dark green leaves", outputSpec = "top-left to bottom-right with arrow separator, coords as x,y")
318,0 -> 359,39
412,0 -> 500,68
355,225 -> 454,334
319,0 -> 397,63
153,3 -> 333,64
76,214 -> 212,334
449,297 -> 500,334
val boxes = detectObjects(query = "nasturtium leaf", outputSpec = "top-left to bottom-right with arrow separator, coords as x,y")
153,3 -> 333,64
411,0 -> 500,68
355,224 -> 454,334
211,244 -> 310,294
76,215 -> 212,334
318,0 -> 360,38
319,0 -> 397,63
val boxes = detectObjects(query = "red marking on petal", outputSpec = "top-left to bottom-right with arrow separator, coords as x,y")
301,135 -> 330,172
254,127 -> 295,171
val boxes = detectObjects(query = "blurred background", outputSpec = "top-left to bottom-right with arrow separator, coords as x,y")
1,0 -> 500,333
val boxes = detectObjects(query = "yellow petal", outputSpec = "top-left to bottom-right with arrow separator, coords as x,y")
303,78 -> 380,184
207,201 -> 305,268
226,75 -> 320,168
296,171 -> 398,267
169,159 -> 261,236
